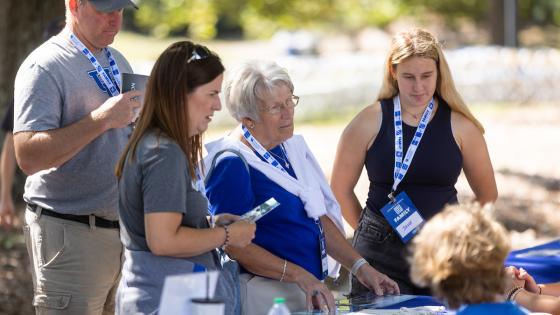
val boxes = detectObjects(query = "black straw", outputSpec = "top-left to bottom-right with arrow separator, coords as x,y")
205,271 -> 210,301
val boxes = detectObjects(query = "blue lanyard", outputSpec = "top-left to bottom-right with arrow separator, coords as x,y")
69,33 -> 121,96
390,95 -> 434,200
241,125 -> 288,174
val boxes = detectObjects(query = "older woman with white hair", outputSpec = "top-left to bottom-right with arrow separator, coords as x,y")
204,61 -> 399,315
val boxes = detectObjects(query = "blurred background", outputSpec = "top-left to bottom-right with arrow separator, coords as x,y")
1,0 -> 559,313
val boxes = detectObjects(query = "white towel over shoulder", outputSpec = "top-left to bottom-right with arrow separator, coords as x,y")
204,128 -> 345,277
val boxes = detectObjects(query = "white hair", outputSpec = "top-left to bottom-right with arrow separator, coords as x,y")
224,61 -> 294,122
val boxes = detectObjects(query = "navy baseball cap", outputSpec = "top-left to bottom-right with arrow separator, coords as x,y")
89,0 -> 138,12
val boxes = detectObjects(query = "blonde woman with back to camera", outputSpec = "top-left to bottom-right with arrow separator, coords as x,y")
410,203 -> 530,314
331,28 -> 498,295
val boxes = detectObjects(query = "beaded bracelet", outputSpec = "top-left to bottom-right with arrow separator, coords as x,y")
510,288 -> 524,301
351,258 -> 368,276
222,225 -> 230,248
279,259 -> 287,282
506,286 -> 523,301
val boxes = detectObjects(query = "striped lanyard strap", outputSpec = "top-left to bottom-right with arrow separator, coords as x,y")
69,33 -> 121,96
241,125 -> 288,174
389,95 -> 434,201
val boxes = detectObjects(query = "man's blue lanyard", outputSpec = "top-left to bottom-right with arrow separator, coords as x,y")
69,33 -> 121,96
241,125 -> 289,174
390,95 -> 434,201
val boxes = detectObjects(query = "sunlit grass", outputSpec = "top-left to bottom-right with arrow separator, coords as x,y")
112,31 -> 178,61
112,31 -> 275,64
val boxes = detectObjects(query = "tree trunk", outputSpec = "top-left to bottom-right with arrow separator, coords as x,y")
489,0 -> 518,46
0,4 -> 65,314
489,0 -> 505,45
0,0 -> 65,112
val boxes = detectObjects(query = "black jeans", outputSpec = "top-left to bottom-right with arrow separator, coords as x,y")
350,206 -> 430,296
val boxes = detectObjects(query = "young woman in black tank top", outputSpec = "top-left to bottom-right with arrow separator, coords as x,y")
331,28 -> 497,295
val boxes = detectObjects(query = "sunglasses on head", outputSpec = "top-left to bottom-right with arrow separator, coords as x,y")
187,46 -> 210,63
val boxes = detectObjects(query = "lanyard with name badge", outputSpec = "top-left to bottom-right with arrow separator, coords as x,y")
241,125 -> 289,174
379,95 -> 434,243
241,124 -> 328,277
70,33 -> 122,97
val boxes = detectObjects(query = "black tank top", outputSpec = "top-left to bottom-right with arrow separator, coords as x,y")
365,98 -> 462,220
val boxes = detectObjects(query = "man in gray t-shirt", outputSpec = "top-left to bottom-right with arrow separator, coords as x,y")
13,0 -> 139,313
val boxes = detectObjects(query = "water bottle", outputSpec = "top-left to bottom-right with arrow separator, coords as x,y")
267,297 -> 291,315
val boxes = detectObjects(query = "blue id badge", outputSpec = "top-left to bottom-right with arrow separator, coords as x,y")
380,191 -> 424,243
193,263 -> 206,273
317,220 -> 328,278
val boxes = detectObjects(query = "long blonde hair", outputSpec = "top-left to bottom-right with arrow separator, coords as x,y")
378,28 -> 484,133
115,41 -> 224,179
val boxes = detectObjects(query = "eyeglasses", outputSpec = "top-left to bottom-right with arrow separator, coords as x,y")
187,46 -> 210,63
261,95 -> 300,115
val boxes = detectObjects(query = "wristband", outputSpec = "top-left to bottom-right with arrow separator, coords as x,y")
279,259 -> 287,282
351,258 -> 368,276
222,225 -> 230,248
506,286 -> 523,301
510,288 -> 524,301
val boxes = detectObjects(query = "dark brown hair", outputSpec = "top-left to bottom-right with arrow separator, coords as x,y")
115,41 -> 224,179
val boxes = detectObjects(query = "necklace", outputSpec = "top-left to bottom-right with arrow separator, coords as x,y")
269,145 -> 290,168
401,106 -> 424,120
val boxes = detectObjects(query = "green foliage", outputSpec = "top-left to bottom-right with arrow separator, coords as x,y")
132,0 -> 560,40
238,0 -> 409,38
134,0 -> 408,39
402,0 -> 489,26
518,0 -> 560,26
335,0 -> 407,30
186,0 -> 218,39
135,0 -> 217,39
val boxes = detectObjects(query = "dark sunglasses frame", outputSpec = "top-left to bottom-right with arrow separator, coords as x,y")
187,46 -> 210,63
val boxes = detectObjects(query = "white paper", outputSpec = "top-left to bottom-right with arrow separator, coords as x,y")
159,271 -> 220,315
516,249 -> 560,258
348,305 -> 451,314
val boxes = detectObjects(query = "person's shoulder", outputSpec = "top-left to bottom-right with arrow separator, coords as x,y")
19,36 -> 74,75
343,101 -> 382,139
214,155 -> 248,173
137,131 -> 185,161
286,134 -> 305,146
18,40 -> 54,69
450,110 -> 481,135
355,101 -> 382,124
206,154 -> 250,187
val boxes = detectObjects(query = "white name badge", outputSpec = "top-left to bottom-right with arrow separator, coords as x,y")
379,191 -> 424,243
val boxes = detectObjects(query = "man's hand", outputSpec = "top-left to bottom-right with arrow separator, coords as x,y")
92,90 -> 142,130
0,198 -> 16,229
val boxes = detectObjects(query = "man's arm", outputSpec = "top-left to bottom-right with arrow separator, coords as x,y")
0,133 -> 16,228
14,91 -> 141,175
